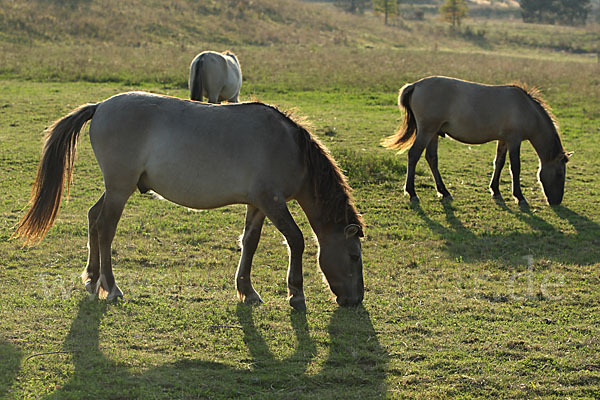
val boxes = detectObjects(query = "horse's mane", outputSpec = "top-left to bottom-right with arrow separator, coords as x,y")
223,50 -> 240,66
510,83 -> 566,159
253,103 -> 364,230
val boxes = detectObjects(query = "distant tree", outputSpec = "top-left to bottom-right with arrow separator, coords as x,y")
372,0 -> 398,25
519,0 -> 547,23
519,0 -> 591,25
439,0 -> 468,27
557,0 -> 591,25
335,0 -> 371,14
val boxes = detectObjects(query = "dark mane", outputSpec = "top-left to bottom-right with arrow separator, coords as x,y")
510,83 -> 566,159
297,124 -> 364,229
253,103 -> 363,230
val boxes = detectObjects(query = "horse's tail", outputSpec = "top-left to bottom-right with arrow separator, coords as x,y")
189,55 -> 204,101
381,83 -> 417,153
13,103 -> 98,245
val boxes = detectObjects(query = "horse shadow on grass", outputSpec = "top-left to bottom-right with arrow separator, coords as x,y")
36,298 -> 387,398
0,340 -> 22,397
410,200 -> 600,265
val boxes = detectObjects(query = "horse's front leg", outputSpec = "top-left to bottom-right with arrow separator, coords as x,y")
490,141 -> 507,199
81,194 -> 105,294
425,135 -> 452,199
259,197 -> 306,311
508,143 -> 528,206
236,205 -> 266,305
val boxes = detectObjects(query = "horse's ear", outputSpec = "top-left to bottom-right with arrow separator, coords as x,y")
564,151 -> 573,163
344,224 -> 363,239
556,151 -> 571,163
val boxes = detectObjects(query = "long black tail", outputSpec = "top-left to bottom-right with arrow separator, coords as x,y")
381,83 -> 417,153
189,55 -> 204,101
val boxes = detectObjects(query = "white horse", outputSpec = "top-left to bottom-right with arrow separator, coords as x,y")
14,92 -> 365,311
383,76 -> 570,206
189,51 -> 242,103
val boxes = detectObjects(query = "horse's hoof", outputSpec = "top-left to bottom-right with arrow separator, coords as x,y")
84,279 -> 96,295
517,199 -> 529,208
108,294 -> 124,302
289,295 -> 306,311
440,194 -> 453,202
106,285 -> 124,302
240,291 -> 264,305
409,195 -> 419,203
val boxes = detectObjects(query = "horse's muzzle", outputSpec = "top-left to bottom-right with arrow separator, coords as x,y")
336,294 -> 364,307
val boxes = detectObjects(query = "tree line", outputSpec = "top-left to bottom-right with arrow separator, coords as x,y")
519,0 -> 591,26
334,0 -> 592,27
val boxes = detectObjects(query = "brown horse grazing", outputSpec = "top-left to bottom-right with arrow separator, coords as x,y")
382,76 -> 570,206
14,92 -> 364,310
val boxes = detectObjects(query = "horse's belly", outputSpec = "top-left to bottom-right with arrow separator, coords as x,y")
445,131 -> 496,145
443,120 -> 502,145
160,190 -> 247,210
139,169 -> 251,210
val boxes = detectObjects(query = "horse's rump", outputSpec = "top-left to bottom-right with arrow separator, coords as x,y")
189,51 -> 242,103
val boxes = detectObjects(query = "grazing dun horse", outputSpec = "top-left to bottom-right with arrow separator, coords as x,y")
14,92 -> 365,310
189,50 -> 242,103
382,76 -> 570,206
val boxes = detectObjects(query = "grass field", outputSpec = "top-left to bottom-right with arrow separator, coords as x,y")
1,0 -> 600,398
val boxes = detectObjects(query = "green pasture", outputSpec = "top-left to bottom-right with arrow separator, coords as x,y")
1,0 -> 600,398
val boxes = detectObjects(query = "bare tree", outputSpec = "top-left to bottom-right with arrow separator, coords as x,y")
440,0 -> 469,27
372,0 -> 398,25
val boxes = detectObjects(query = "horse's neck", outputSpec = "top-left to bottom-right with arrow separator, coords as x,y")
529,115 -> 562,163
295,185 -> 333,240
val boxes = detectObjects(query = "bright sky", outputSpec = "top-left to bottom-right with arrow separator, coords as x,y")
469,0 -> 520,7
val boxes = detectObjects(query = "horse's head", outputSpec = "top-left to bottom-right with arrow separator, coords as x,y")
223,51 -> 239,65
539,152 -> 570,205
318,224 -> 364,307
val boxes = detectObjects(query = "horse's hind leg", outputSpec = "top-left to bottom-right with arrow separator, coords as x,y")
490,140 -> 507,199
405,130 -> 433,201
205,79 -> 222,104
508,142 -> 528,206
425,135 -> 452,199
207,94 -> 220,104
95,189 -> 133,301
81,194 -> 105,294
236,205 -> 266,305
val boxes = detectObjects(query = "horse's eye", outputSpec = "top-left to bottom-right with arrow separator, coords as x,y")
350,254 -> 360,262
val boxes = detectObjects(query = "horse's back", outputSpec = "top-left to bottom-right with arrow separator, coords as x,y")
413,76 -> 527,110
90,93 -> 304,209
409,76 -> 536,143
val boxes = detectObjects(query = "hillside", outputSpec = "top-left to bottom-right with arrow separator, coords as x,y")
0,0 -> 351,47
1,0 -> 596,50
0,0 -> 598,88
